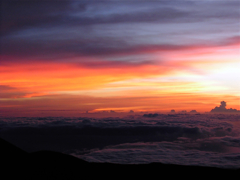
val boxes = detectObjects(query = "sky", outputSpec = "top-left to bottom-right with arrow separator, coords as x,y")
0,0 -> 240,116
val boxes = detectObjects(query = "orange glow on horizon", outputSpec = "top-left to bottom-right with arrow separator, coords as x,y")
1,60 -> 170,92
1,41 -> 239,116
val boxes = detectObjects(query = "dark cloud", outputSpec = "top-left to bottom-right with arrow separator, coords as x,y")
2,1 -> 239,34
0,85 -> 16,91
89,7 -> 189,24
0,123 -> 203,152
0,1 -> 84,35
1,1 -> 239,65
0,1 -> 192,62
1,114 -> 237,153
0,1 -> 190,35
211,101 -> 240,113
2,33 -> 231,64
1,1 -> 238,35
143,113 -> 159,118
0,85 -> 27,98
0,113 -> 238,164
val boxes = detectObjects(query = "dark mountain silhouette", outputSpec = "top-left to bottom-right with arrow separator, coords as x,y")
1,137 -> 239,179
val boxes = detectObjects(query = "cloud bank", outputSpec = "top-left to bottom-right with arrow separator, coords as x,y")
0,114 -> 239,168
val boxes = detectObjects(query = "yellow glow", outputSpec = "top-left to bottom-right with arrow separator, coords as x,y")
1,42 -> 239,116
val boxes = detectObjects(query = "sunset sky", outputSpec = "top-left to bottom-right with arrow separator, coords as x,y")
1,0 -> 239,116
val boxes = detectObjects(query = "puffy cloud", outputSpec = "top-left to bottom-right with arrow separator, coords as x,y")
211,101 -> 240,113
143,113 -> 159,118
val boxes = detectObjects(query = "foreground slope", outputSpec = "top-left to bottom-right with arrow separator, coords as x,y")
0,137 -> 239,179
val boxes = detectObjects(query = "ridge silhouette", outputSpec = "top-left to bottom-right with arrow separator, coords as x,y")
0,137 -> 239,179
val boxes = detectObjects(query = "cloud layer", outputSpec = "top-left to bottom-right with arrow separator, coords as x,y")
1,114 -> 239,168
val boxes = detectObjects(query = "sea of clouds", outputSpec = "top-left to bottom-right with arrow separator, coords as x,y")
0,113 -> 239,168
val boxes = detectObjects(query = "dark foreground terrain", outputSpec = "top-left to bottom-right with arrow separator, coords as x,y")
1,137 -> 239,179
